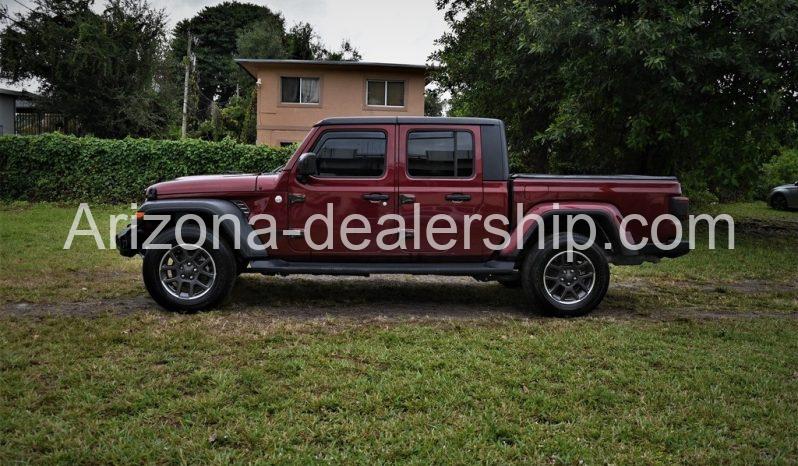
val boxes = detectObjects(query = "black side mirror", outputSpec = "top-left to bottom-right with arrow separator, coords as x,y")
296,152 -> 318,181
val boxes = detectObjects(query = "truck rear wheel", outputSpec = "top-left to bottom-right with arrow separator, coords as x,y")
521,233 -> 610,317
142,226 -> 237,312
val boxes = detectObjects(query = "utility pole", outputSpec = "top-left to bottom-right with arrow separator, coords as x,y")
181,31 -> 192,139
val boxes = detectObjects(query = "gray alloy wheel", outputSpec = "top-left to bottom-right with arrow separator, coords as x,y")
158,244 -> 217,300
542,250 -> 596,305
142,225 -> 237,312
521,233 -> 610,317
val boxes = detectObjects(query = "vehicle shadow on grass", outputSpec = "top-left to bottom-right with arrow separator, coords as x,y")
2,274 -> 793,320
224,275 -> 534,319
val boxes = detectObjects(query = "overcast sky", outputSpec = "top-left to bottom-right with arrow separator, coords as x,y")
2,0 -> 449,91
158,0 -> 449,64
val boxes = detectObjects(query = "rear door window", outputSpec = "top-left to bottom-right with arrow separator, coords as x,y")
407,131 -> 474,178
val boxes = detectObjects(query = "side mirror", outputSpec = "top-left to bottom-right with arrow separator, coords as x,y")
296,152 -> 318,180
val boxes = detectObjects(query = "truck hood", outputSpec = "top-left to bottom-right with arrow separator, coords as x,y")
152,174 -> 261,197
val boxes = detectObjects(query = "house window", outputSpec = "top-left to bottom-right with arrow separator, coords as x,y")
279,141 -> 295,147
407,131 -> 474,178
311,131 -> 387,177
366,80 -> 404,107
281,77 -> 320,104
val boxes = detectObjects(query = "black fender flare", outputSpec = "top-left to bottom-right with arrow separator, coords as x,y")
138,199 -> 268,259
507,209 -> 636,261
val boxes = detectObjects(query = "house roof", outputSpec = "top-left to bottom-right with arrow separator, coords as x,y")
235,59 -> 428,79
0,87 -> 38,99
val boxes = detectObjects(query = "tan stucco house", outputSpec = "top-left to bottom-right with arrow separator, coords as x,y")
236,59 -> 427,146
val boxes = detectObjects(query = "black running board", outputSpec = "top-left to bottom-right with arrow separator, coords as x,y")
246,259 -> 516,277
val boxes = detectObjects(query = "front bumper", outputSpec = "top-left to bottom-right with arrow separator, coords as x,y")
116,225 -> 138,257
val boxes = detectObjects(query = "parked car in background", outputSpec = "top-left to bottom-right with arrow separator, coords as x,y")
768,182 -> 798,210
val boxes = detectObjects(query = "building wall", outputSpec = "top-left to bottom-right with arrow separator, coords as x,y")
251,64 -> 425,146
0,95 -> 15,136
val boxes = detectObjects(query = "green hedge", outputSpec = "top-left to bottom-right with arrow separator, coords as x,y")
0,133 -> 294,203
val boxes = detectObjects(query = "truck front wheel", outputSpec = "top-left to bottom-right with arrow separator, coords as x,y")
142,226 -> 237,312
521,233 -> 610,317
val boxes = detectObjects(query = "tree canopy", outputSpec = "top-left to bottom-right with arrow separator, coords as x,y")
0,0 -> 168,138
170,2 -> 361,123
170,2 -> 285,113
433,0 -> 798,199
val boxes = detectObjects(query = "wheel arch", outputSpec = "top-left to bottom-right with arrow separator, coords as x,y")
500,202 -> 633,266
137,199 -> 267,260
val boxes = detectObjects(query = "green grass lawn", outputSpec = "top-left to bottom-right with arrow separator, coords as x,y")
1,201 -> 797,463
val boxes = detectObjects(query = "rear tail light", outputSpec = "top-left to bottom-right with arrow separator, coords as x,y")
669,196 -> 689,221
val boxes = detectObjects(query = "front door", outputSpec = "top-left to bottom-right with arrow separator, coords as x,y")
287,125 -> 397,258
397,124 -> 487,259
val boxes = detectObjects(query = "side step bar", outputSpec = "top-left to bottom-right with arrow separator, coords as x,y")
246,259 -> 516,277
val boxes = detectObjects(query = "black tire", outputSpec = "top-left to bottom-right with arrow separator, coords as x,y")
771,193 -> 788,211
521,233 -> 610,317
142,226 -> 237,312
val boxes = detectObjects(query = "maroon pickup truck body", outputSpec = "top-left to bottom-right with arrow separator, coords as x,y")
119,117 -> 688,315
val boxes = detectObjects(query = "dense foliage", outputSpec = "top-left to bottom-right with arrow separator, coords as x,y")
424,89 -> 445,117
171,2 -> 361,123
0,134 -> 293,203
0,1 -> 359,142
433,0 -> 798,200
169,2 -> 285,117
759,148 -> 798,197
0,0 -> 170,138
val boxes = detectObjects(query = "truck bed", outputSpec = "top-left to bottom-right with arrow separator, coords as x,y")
509,173 -> 684,242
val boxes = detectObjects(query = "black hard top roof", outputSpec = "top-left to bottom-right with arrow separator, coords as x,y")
314,116 -> 503,127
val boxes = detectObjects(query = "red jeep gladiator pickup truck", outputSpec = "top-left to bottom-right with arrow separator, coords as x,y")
117,117 -> 689,316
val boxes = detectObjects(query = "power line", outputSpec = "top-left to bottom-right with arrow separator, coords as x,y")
0,11 -> 27,29
11,0 -> 34,13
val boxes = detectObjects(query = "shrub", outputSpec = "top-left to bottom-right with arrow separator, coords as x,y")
758,148 -> 798,198
0,133 -> 294,203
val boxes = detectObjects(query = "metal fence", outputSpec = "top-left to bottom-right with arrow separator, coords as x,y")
15,111 -> 80,136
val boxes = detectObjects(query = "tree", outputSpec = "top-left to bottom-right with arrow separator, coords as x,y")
0,0 -> 169,138
323,40 -> 362,61
281,23 -> 361,61
433,0 -> 798,199
171,2 -> 285,115
283,22 -> 323,60
425,88 -> 445,116
236,19 -> 285,59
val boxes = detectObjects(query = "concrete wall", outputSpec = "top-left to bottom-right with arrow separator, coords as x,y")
248,63 -> 425,146
0,94 -> 15,136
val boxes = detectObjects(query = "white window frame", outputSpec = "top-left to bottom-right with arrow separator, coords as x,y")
366,80 -> 405,107
281,77 -> 320,104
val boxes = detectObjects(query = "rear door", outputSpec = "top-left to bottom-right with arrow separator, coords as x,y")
397,124 -> 487,259
286,125 -> 397,257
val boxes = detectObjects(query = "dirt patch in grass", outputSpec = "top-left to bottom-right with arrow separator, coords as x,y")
2,275 -> 795,322
733,218 -> 798,236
